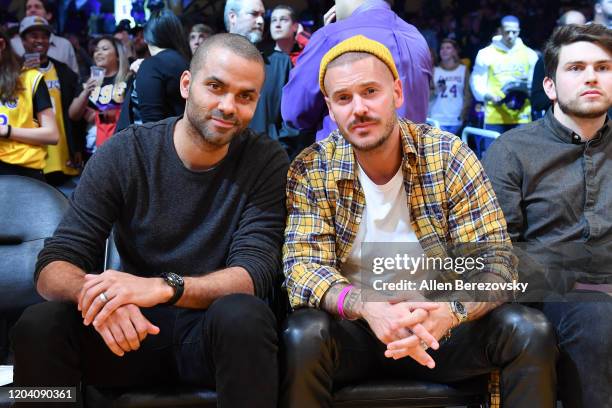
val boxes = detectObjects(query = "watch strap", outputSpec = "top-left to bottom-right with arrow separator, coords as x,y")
161,272 -> 184,305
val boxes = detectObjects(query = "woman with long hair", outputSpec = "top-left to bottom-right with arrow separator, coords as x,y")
0,30 -> 58,180
69,36 -> 129,148
428,39 -> 472,135
135,9 -> 190,123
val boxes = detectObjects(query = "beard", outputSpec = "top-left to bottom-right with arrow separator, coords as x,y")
557,95 -> 611,119
185,99 -> 243,147
244,30 -> 263,44
339,110 -> 397,152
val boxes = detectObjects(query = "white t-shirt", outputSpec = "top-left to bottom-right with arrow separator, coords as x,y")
428,64 -> 466,127
342,165 -> 424,287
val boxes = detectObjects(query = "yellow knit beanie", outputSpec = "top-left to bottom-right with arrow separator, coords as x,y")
319,35 -> 399,95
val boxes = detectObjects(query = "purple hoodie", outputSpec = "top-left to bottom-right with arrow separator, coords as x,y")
281,0 -> 432,141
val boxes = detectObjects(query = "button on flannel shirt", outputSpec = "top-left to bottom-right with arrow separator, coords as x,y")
283,119 -> 516,309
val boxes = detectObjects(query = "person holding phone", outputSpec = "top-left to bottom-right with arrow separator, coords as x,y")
69,36 -> 129,149
20,16 -> 83,184
0,29 -> 58,180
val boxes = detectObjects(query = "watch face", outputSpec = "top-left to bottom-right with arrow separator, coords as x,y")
165,273 -> 184,287
454,301 -> 467,316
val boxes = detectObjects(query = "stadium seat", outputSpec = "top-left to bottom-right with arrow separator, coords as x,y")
0,176 -> 492,408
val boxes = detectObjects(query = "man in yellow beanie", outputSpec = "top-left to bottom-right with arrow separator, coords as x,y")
281,35 -> 557,408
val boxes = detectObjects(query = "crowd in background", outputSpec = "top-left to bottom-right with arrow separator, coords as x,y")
0,0 -> 610,192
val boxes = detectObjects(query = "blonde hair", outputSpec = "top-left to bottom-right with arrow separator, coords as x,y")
94,36 -> 130,86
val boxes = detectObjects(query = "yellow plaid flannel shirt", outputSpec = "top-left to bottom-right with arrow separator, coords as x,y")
283,119 -> 517,309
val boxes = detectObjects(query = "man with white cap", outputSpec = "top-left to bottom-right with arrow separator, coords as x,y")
10,0 -> 78,74
19,15 -> 82,183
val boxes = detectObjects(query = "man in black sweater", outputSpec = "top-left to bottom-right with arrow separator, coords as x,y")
11,34 -> 289,408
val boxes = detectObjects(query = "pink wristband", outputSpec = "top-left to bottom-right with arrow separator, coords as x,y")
337,285 -> 355,319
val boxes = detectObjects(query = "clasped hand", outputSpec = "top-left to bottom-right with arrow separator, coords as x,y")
77,270 -> 166,356
78,270 -> 163,327
362,301 -> 457,369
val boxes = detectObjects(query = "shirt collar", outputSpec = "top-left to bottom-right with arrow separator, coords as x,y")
331,118 -> 418,181
545,108 -> 610,145
352,0 -> 390,16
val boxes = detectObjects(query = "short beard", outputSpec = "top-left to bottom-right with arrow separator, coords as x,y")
557,98 -> 610,119
185,100 -> 241,147
342,110 -> 397,152
244,30 -> 263,44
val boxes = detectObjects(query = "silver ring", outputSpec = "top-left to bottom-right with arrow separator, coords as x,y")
99,292 -> 109,303
420,340 -> 429,351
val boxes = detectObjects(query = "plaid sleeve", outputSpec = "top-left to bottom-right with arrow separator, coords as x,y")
282,158 -> 349,309
444,139 -> 518,283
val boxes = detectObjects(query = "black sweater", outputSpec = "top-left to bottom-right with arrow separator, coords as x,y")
135,49 -> 189,123
36,117 -> 290,298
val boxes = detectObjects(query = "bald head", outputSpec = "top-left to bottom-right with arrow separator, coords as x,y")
558,10 -> 587,26
190,33 -> 264,76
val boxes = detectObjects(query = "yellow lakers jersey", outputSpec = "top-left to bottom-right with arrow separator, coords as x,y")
0,69 -> 47,169
484,45 -> 534,125
40,62 -> 78,175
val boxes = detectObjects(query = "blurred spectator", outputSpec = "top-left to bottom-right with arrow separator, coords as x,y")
114,20 -> 136,61
470,15 -> 538,133
428,39 -> 472,135
456,12 -> 485,64
282,0 -> 432,141
531,10 -> 586,117
189,23 -> 214,54
20,16 -> 82,184
69,36 -> 129,148
0,29 -> 58,180
131,9 -> 190,125
225,0 -> 299,154
559,9 -> 587,26
131,26 -> 149,59
592,0 -> 612,28
66,32 -> 94,83
10,0 -> 78,74
270,5 -> 311,66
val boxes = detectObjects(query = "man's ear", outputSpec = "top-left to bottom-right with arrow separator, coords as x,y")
543,76 -> 557,103
228,11 -> 237,31
46,12 -> 53,23
180,70 -> 191,100
393,77 -> 404,109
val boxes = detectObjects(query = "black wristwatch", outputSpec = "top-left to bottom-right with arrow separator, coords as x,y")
160,272 -> 184,305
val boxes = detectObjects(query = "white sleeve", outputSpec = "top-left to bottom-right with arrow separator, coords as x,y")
66,44 -> 79,74
470,50 -> 489,102
526,49 -> 540,90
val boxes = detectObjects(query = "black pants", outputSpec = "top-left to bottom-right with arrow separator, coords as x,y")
0,161 -> 45,181
281,303 -> 558,408
540,292 -> 612,408
11,294 -> 279,408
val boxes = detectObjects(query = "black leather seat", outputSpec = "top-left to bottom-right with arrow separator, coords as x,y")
0,175 -> 69,312
91,234 -> 490,408
0,175 -> 69,363
86,377 -> 489,407
0,176 -> 489,407
0,176 -> 69,407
